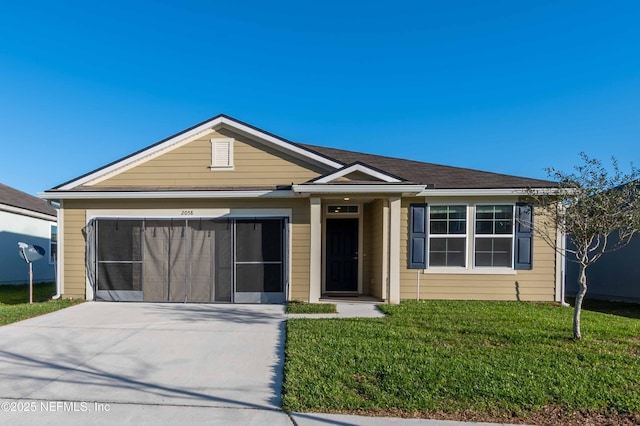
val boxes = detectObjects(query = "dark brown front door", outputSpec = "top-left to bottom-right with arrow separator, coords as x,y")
326,218 -> 358,292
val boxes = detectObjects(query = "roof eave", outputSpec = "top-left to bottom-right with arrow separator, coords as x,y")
38,189 -> 296,200
0,203 -> 57,221
416,187 -> 560,196
292,184 -> 425,194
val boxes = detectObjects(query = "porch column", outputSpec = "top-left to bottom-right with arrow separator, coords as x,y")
309,197 -> 322,302
388,196 -> 401,304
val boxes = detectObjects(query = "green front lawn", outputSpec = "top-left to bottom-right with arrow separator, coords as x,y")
287,301 -> 337,314
283,300 -> 640,424
0,282 -> 81,326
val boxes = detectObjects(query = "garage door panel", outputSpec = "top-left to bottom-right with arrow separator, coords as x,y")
97,220 -> 143,262
97,263 -> 142,291
168,224 -> 187,302
188,222 -> 215,302
95,220 -> 143,301
236,220 -> 283,262
236,264 -> 282,293
143,221 -> 169,302
213,223 -> 232,302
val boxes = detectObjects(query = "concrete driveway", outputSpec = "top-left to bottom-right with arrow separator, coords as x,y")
0,302 -> 289,425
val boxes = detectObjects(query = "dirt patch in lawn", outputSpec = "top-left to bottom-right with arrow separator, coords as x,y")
328,406 -> 640,426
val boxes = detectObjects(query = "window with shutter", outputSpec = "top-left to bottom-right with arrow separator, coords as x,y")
514,203 -> 534,270
408,202 -> 534,272
408,204 -> 427,269
210,138 -> 234,169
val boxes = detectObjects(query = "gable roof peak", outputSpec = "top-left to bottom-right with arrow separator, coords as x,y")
51,114 -> 344,191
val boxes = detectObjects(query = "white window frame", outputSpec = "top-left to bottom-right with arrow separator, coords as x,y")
426,204 -> 469,269
209,138 -> 234,170
473,203 -> 515,269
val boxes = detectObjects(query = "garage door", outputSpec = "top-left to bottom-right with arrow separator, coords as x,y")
87,218 -> 287,303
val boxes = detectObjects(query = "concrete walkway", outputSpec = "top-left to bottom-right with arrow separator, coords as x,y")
287,300 -> 386,319
0,302 -> 519,425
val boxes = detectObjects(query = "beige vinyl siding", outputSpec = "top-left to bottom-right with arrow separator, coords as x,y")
61,198 -> 311,301
335,171 -> 384,182
399,197 -> 556,302
61,202 -> 88,298
91,129 -> 327,188
367,199 -> 385,299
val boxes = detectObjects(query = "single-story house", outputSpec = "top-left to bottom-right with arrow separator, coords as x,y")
1,183 -> 57,285
40,114 -> 563,304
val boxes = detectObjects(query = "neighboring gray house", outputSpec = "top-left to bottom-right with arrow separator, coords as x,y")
565,235 -> 640,303
0,183 -> 57,284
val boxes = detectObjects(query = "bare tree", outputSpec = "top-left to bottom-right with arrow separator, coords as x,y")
524,153 -> 640,339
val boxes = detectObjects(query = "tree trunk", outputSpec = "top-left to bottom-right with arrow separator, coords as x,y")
573,264 -> 588,340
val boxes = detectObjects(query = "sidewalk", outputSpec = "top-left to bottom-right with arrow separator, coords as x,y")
0,403 -> 527,425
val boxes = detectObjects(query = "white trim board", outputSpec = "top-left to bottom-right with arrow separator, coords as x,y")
314,163 -> 401,183
86,208 -> 292,221
293,184 -> 424,194
0,203 -> 57,221
417,188 -> 556,197
39,190 -> 295,200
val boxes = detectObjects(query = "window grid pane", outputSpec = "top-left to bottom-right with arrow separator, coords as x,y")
474,205 -> 514,268
430,205 -> 466,235
429,237 -> 466,267
474,237 -> 512,267
475,205 -> 513,235
428,205 -> 467,268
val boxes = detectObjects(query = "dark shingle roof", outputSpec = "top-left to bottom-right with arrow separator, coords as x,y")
0,183 -> 57,217
298,144 -> 556,189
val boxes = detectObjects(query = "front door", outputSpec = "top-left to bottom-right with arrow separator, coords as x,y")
325,218 -> 358,292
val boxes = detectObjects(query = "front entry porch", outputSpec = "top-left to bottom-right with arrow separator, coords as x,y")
308,196 -> 402,304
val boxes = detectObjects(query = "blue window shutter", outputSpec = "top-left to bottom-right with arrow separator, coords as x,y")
514,203 -> 533,270
409,204 -> 427,269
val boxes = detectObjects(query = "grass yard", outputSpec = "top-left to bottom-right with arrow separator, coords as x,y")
0,282 -> 58,304
0,282 -> 81,326
283,300 -> 640,425
287,301 -> 337,314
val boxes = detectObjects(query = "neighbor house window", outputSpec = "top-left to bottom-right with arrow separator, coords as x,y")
474,205 -> 514,268
210,138 -> 234,169
428,205 -> 467,267
50,225 -> 57,264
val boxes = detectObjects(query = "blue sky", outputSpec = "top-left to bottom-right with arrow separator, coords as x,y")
1,1 -> 639,196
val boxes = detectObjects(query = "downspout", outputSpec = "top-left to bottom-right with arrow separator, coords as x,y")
49,200 -> 61,300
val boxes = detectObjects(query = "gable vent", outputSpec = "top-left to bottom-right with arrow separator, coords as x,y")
210,138 -> 234,169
